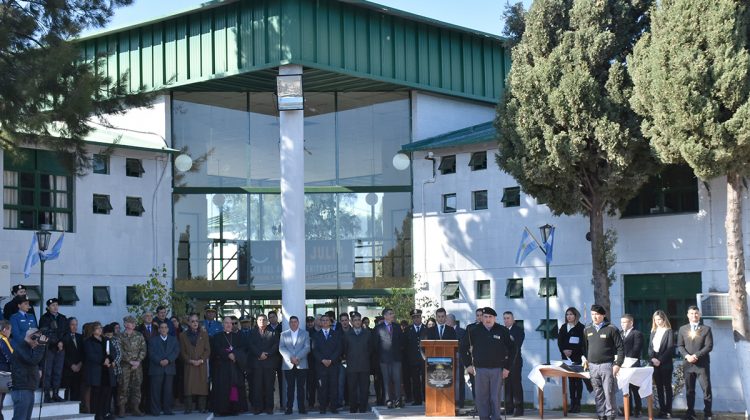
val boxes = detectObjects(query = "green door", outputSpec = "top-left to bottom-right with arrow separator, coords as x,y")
624,272 -> 701,359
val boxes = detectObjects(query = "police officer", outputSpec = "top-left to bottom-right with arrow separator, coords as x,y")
405,309 -> 426,405
460,307 -> 515,420
119,315 -> 147,417
39,298 -> 67,402
202,305 -> 222,337
582,304 -> 624,420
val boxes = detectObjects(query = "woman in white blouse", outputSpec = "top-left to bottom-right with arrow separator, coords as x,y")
648,310 -> 675,418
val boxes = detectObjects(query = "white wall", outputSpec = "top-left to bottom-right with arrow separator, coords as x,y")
411,91 -> 497,141
0,97 -> 173,326
410,95 -> 748,411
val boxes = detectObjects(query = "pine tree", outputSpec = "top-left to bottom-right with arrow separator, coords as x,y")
630,0 -> 750,410
0,0 -> 151,173
496,0 -> 659,314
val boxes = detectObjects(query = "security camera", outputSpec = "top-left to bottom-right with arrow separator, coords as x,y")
425,151 -> 434,160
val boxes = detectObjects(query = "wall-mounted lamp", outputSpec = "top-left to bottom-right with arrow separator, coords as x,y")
276,74 -> 304,111
392,152 -> 411,171
174,154 -> 193,172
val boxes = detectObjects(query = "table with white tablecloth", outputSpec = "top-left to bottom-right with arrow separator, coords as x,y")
528,363 -> 654,420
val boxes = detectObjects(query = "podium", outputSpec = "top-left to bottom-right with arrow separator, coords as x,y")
422,339 -> 459,416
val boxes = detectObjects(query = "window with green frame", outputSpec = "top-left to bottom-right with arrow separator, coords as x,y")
505,278 -> 524,298
476,280 -> 491,299
539,277 -> 557,297
623,164 -> 698,217
3,148 -> 73,231
502,187 -> 521,207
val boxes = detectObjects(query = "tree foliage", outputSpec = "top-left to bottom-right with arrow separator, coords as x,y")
501,2 -> 527,47
496,0 -> 659,313
128,264 -> 190,321
0,0 -> 151,173
630,0 -> 750,342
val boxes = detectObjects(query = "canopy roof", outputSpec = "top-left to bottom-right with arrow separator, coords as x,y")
401,121 -> 496,152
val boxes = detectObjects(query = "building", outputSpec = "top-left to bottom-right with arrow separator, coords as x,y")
0,0 -> 744,412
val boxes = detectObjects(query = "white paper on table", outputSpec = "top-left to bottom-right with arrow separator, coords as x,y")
563,358 -> 573,366
622,357 -> 638,368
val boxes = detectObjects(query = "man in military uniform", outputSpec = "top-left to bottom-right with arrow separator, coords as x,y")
405,309 -> 426,405
39,298 -> 67,403
3,284 -> 36,321
203,305 -> 222,337
119,315 -> 147,417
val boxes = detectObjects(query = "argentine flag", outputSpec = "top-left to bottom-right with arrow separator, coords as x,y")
515,229 -> 538,265
543,226 -> 555,264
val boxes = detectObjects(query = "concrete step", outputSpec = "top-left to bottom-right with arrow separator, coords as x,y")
2,388 -> 66,405
1,400 -> 81,419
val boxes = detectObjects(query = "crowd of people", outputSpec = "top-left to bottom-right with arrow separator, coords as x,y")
0,283 -> 714,420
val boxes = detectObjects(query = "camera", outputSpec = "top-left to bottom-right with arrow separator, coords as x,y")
30,332 -> 48,344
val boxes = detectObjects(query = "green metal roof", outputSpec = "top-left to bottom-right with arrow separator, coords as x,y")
401,121 -> 497,152
78,0 -> 509,103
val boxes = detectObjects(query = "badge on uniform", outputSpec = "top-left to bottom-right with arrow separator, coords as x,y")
599,334 -> 607,338
493,335 -> 502,340
587,333 -> 593,336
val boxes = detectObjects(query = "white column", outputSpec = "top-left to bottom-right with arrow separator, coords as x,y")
279,64 -> 305,326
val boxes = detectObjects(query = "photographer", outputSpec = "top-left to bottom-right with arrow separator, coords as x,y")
39,298 -> 67,403
12,328 -> 47,420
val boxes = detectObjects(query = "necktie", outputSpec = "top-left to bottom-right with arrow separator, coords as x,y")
439,325 -> 444,339
387,324 -> 392,335
692,325 -> 697,332
324,331 -> 328,340
147,325 -> 151,334
72,335 -> 77,349
416,326 -> 420,334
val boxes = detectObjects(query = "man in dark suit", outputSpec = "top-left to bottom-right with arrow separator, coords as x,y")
621,313 -> 644,416
425,308 -> 457,340
148,322 -> 179,416
342,312 -> 373,414
405,309 -> 427,405
62,317 -> 84,401
677,306 -> 713,420
447,314 -> 466,408
312,314 -> 342,414
503,311 -> 525,416
248,314 -> 280,414
137,311 -> 159,413
374,308 -> 406,408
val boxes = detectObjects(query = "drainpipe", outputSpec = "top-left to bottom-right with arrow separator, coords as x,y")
421,151 -> 436,281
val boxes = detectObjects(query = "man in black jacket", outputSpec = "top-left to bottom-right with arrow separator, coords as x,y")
11,328 -> 47,420
249,314 -> 280,414
405,309 -> 426,406
374,308 -> 406,409
621,314 -> 644,416
39,298 -> 67,403
460,307 -> 515,420
582,304 -> 624,420
312,314 -> 342,414
677,306 -> 713,420
425,308 -> 457,340
503,311 -> 525,416
343,312 -> 373,414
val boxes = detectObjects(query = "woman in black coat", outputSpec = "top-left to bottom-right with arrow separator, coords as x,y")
557,307 -> 587,413
649,310 -> 675,418
83,322 -> 115,420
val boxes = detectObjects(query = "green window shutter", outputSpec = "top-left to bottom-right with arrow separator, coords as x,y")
505,278 -> 524,298
539,277 -> 557,297
536,319 -> 559,339
93,286 -> 112,306
58,286 -> 80,306
441,282 -> 460,300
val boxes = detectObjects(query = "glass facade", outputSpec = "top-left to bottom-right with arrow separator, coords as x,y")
172,91 -> 412,296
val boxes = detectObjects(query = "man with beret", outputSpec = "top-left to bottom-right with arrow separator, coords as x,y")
4,284 -> 36,321
460,307 -> 515,420
119,315 -> 147,416
39,298 -> 67,402
202,305 -> 222,337
582,304 -> 624,420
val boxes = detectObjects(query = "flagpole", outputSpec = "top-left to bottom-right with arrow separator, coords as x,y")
40,255 -> 45,306
545,255 -> 550,365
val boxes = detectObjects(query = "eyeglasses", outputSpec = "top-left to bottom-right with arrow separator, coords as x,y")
232,322 -> 238,325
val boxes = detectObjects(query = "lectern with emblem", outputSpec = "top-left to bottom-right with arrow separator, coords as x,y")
422,339 -> 459,416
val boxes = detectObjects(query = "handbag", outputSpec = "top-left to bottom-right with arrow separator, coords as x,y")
0,371 -> 11,393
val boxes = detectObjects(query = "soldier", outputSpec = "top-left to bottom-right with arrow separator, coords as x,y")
119,315 -> 147,417
202,305 -> 223,337
39,298 -> 67,403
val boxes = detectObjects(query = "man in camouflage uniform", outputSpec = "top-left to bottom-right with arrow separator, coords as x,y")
119,315 -> 147,417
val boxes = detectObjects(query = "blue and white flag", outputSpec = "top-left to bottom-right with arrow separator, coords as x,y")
515,229 -> 538,265
23,234 -> 40,278
543,226 -> 555,264
44,233 -> 64,261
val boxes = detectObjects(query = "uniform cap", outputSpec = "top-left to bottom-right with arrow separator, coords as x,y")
46,298 -> 58,307
123,316 -> 137,324
410,309 -> 423,317
482,307 -> 498,317
11,284 -> 25,294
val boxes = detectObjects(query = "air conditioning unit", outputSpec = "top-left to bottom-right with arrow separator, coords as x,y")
697,293 -> 732,320
0,262 -> 9,297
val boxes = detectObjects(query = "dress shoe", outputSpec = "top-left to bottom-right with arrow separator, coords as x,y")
254,409 -> 263,415
360,408 -> 369,413
163,412 -> 174,416
319,409 -> 327,414
634,409 -> 642,417
53,395 -> 65,403
514,409 -> 524,417
330,408 -> 339,414
132,408 -> 145,417
285,408 -> 293,415
397,399 -> 405,408
265,409 -> 274,414
386,400 -> 394,409
412,401 -> 422,406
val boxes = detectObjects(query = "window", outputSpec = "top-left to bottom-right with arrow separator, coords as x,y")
623,164 -> 698,217
441,282 -> 460,300
126,197 -> 145,217
539,277 -> 557,297
438,155 -> 456,175
469,151 -> 487,171
57,286 -> 79,306
505,278 -> 524,299
92,154 -> 109,175
476,280 -> 491,299
3,148 -> 73,231
126,286 -> 141,305
514,320 -> 524,330
25,286 -> 41,304
536,319 -> 559,339
93,286 -> 111,306
472,190 -> 488,210
501,187 -> 521,207
93,194 -> 113,215
442,193 -> 457,213
125,158 -> 145,177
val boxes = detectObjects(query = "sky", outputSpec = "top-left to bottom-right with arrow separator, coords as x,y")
85,0 -> 534,37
